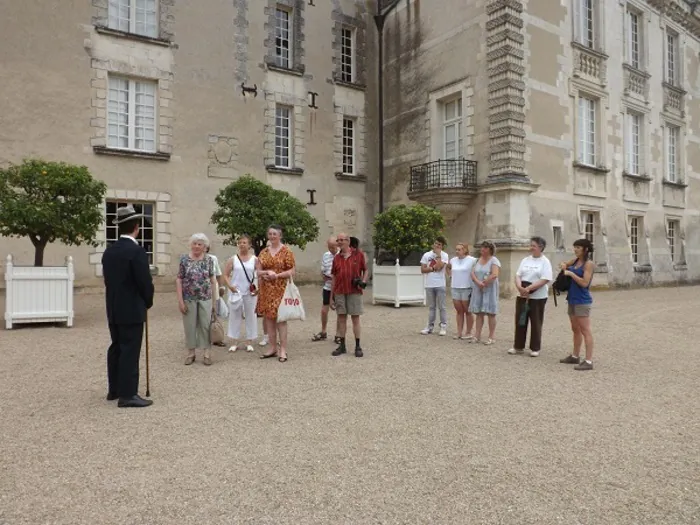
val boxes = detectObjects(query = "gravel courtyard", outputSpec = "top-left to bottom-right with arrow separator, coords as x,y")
1,285 -> 698,525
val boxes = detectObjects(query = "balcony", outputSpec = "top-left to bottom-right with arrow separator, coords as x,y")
407,159 -> 478,222
663,82 -> 686,117
572,42 -> 608,86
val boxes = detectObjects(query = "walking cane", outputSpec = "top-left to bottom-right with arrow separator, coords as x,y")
145,313 -> 151,397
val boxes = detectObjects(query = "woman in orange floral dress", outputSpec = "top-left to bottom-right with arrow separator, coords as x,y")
256,225 -> 296,362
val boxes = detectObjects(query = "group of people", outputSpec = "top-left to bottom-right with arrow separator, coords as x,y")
417,236 -> 596,371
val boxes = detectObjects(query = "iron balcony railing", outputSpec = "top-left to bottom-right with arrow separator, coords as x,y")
409,159 -> 478,193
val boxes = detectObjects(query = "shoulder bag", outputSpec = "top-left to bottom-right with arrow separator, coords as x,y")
238,255 -> 258,296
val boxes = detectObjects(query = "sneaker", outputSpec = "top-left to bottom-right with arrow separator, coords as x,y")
438,325 -> 447,336
332,345 -> 347,357
259,335 -> 269,346
420,327 -> 433,335
574,360 -> 593,371
559,354 -> 580,364
245,345 -> 254,352
530,350 -> 540,357
355,347 -> 363,358
508,348 -> 524,355
228,345 -> 238,353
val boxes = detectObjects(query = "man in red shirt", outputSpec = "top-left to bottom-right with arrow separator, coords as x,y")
330,232 -> 368,357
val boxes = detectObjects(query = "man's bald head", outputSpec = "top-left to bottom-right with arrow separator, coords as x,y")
327,235 -> 338,252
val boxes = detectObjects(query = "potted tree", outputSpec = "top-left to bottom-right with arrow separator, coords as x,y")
211,175 -> 320,255
371,203 -> 445,307
1,159 -> 107,329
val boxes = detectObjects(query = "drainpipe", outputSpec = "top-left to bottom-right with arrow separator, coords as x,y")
374,0 -> 401,213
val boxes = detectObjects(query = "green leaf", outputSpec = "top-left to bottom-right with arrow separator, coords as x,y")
371,204 -> 445,260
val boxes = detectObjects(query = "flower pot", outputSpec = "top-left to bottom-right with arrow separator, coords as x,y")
371,258 -> 426,307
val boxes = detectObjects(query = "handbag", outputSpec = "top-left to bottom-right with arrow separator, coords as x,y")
238,255 -> 258,296
210,310 -> 225,344
277,278 -> 306,322
551,270 -> 571,307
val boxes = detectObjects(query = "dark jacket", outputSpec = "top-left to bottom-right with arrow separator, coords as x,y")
102,236 -> 154,324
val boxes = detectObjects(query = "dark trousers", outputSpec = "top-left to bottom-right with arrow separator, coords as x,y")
513,297 -> 547,351
107,323 -> 144,398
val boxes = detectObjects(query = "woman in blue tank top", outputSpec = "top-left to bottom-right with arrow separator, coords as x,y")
558,238 -> 595,371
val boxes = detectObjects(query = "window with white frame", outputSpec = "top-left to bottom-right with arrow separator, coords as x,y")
575,0 -> 596,49
582,211 -> 595,243
665,124 -> 680,182
107,76 -> 157,152
665,29 -> 680,86
274,105 -> 292,168
666,219 -> 682,263
105,200 -> 155,265
552,226 -> 564,251
625,111 -> 642,175
577,95 -> 597,166
108,0 -> 158,38
340,27 -> 354,83
629,216 -> 640,263
442,97 -> 463,160
626,8 -> 642,70
274,7 -> 292,69
342,118 -> 355,175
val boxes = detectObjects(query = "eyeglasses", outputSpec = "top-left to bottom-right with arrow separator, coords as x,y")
337,238 -> 349,242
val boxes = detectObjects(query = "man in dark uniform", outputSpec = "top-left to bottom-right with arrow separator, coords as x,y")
102,204 -> 155,408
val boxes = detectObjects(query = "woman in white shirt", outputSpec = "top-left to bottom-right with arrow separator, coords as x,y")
223,234 -> 259,353
447,243 -> 477,340
508,236 -> 553,357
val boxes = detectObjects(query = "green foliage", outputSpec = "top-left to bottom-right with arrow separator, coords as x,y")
372,204 -> 445,262
0,159 -> 108,266
211,175 -> 320,254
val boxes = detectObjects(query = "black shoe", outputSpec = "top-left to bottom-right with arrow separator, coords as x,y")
106,392 -> 118,401
118,395 -> 154,408
355,347 -> 363,358
332,345 -> 347,356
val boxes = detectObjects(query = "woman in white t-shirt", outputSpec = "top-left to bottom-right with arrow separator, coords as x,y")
508,236 -> 553,357
447,242 -> 477,340
223,234 -> 259,353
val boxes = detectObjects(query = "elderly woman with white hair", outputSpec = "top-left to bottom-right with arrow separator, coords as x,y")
176,233 -> 218,366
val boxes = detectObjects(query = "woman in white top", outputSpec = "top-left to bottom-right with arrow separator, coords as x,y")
223,234 -> 259,352
447,242 -> 477,340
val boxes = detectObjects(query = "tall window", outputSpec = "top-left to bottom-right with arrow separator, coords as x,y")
667,219 -> 679,263
108,0 -> 158,38
275,105 -> 292,168
626,9 -> 641,69
666,30 -> 679,86
274,7 -> 292,69
582,212 -> 595,243
576,0 -> 595,48
443,98 -> 463,159
105,201 -> 155,265
342,118 -> 355,175
665,124 -> 680,182
629,216 -> 640,263
107,76 -> 157,152
577,96 -> 596,166
626,112 -> 642,175
340,27 -> 354,83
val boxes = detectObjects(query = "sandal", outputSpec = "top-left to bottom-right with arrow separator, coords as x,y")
184,355 -> 195,365
203,356 -> 213,366
334,336 -> 342,344
311,332 -> 328,342
278,355 -> 288,362
482,339 -> 495,345
260,352 -> 278,359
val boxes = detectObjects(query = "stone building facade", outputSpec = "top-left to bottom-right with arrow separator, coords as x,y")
383,0 -> 700,291
0,0 -> 376,287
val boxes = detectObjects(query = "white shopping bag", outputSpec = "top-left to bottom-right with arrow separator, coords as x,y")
277,279 -> 306,322
217,296 -> 230,318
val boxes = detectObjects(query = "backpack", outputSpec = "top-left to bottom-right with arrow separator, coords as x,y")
551,270 -> 571,307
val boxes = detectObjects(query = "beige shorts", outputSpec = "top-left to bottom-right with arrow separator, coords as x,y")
334,293 -> 363,316
568,304 -> 592,317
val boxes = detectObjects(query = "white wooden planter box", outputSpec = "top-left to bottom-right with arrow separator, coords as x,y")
4,255 -> 75,329
372,259 -> 426,307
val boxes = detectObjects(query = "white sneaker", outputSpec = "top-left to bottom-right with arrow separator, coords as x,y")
508,348 -> 524,355
420,328 -> 433,335
246,345 -> 254,352
228,345 -> 238,353
438,325 -> 447,336
259,335 -> 269,346
530,350 -> 540,357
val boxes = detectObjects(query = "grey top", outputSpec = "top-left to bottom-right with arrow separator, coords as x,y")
469,256 -> 501,315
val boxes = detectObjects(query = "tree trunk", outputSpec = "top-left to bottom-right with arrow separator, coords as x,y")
33,240 -> 47,267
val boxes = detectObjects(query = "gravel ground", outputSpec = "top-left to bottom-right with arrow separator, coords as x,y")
1,285 -> 699,525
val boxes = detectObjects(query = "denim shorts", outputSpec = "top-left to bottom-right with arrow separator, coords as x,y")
451,287 -> 472,301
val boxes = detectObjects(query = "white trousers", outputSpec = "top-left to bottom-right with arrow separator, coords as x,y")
227,294 -> 258,340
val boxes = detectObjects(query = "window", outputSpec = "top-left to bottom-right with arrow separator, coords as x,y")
582,212 -> 595,243
666,219 -> 683,264
626,112 -> 642,175
575,0 -> 596,48
443,98 -> 463,159
274,7 -> 292,69
108,0 -> 158,38
577,96 -> 596,166
626,9 -> 641,69
666,30 -> 679,86
342,118 -> 355,175
105,201 -> 155,265
629,216 -> 640,263
553,226 -> 564,251
107,76 -> 157,152
274,105 -> 292,168
665,124 -> 680,182
340,27 -> 354,83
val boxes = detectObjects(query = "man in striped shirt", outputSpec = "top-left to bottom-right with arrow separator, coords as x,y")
312,236 -> 338,343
